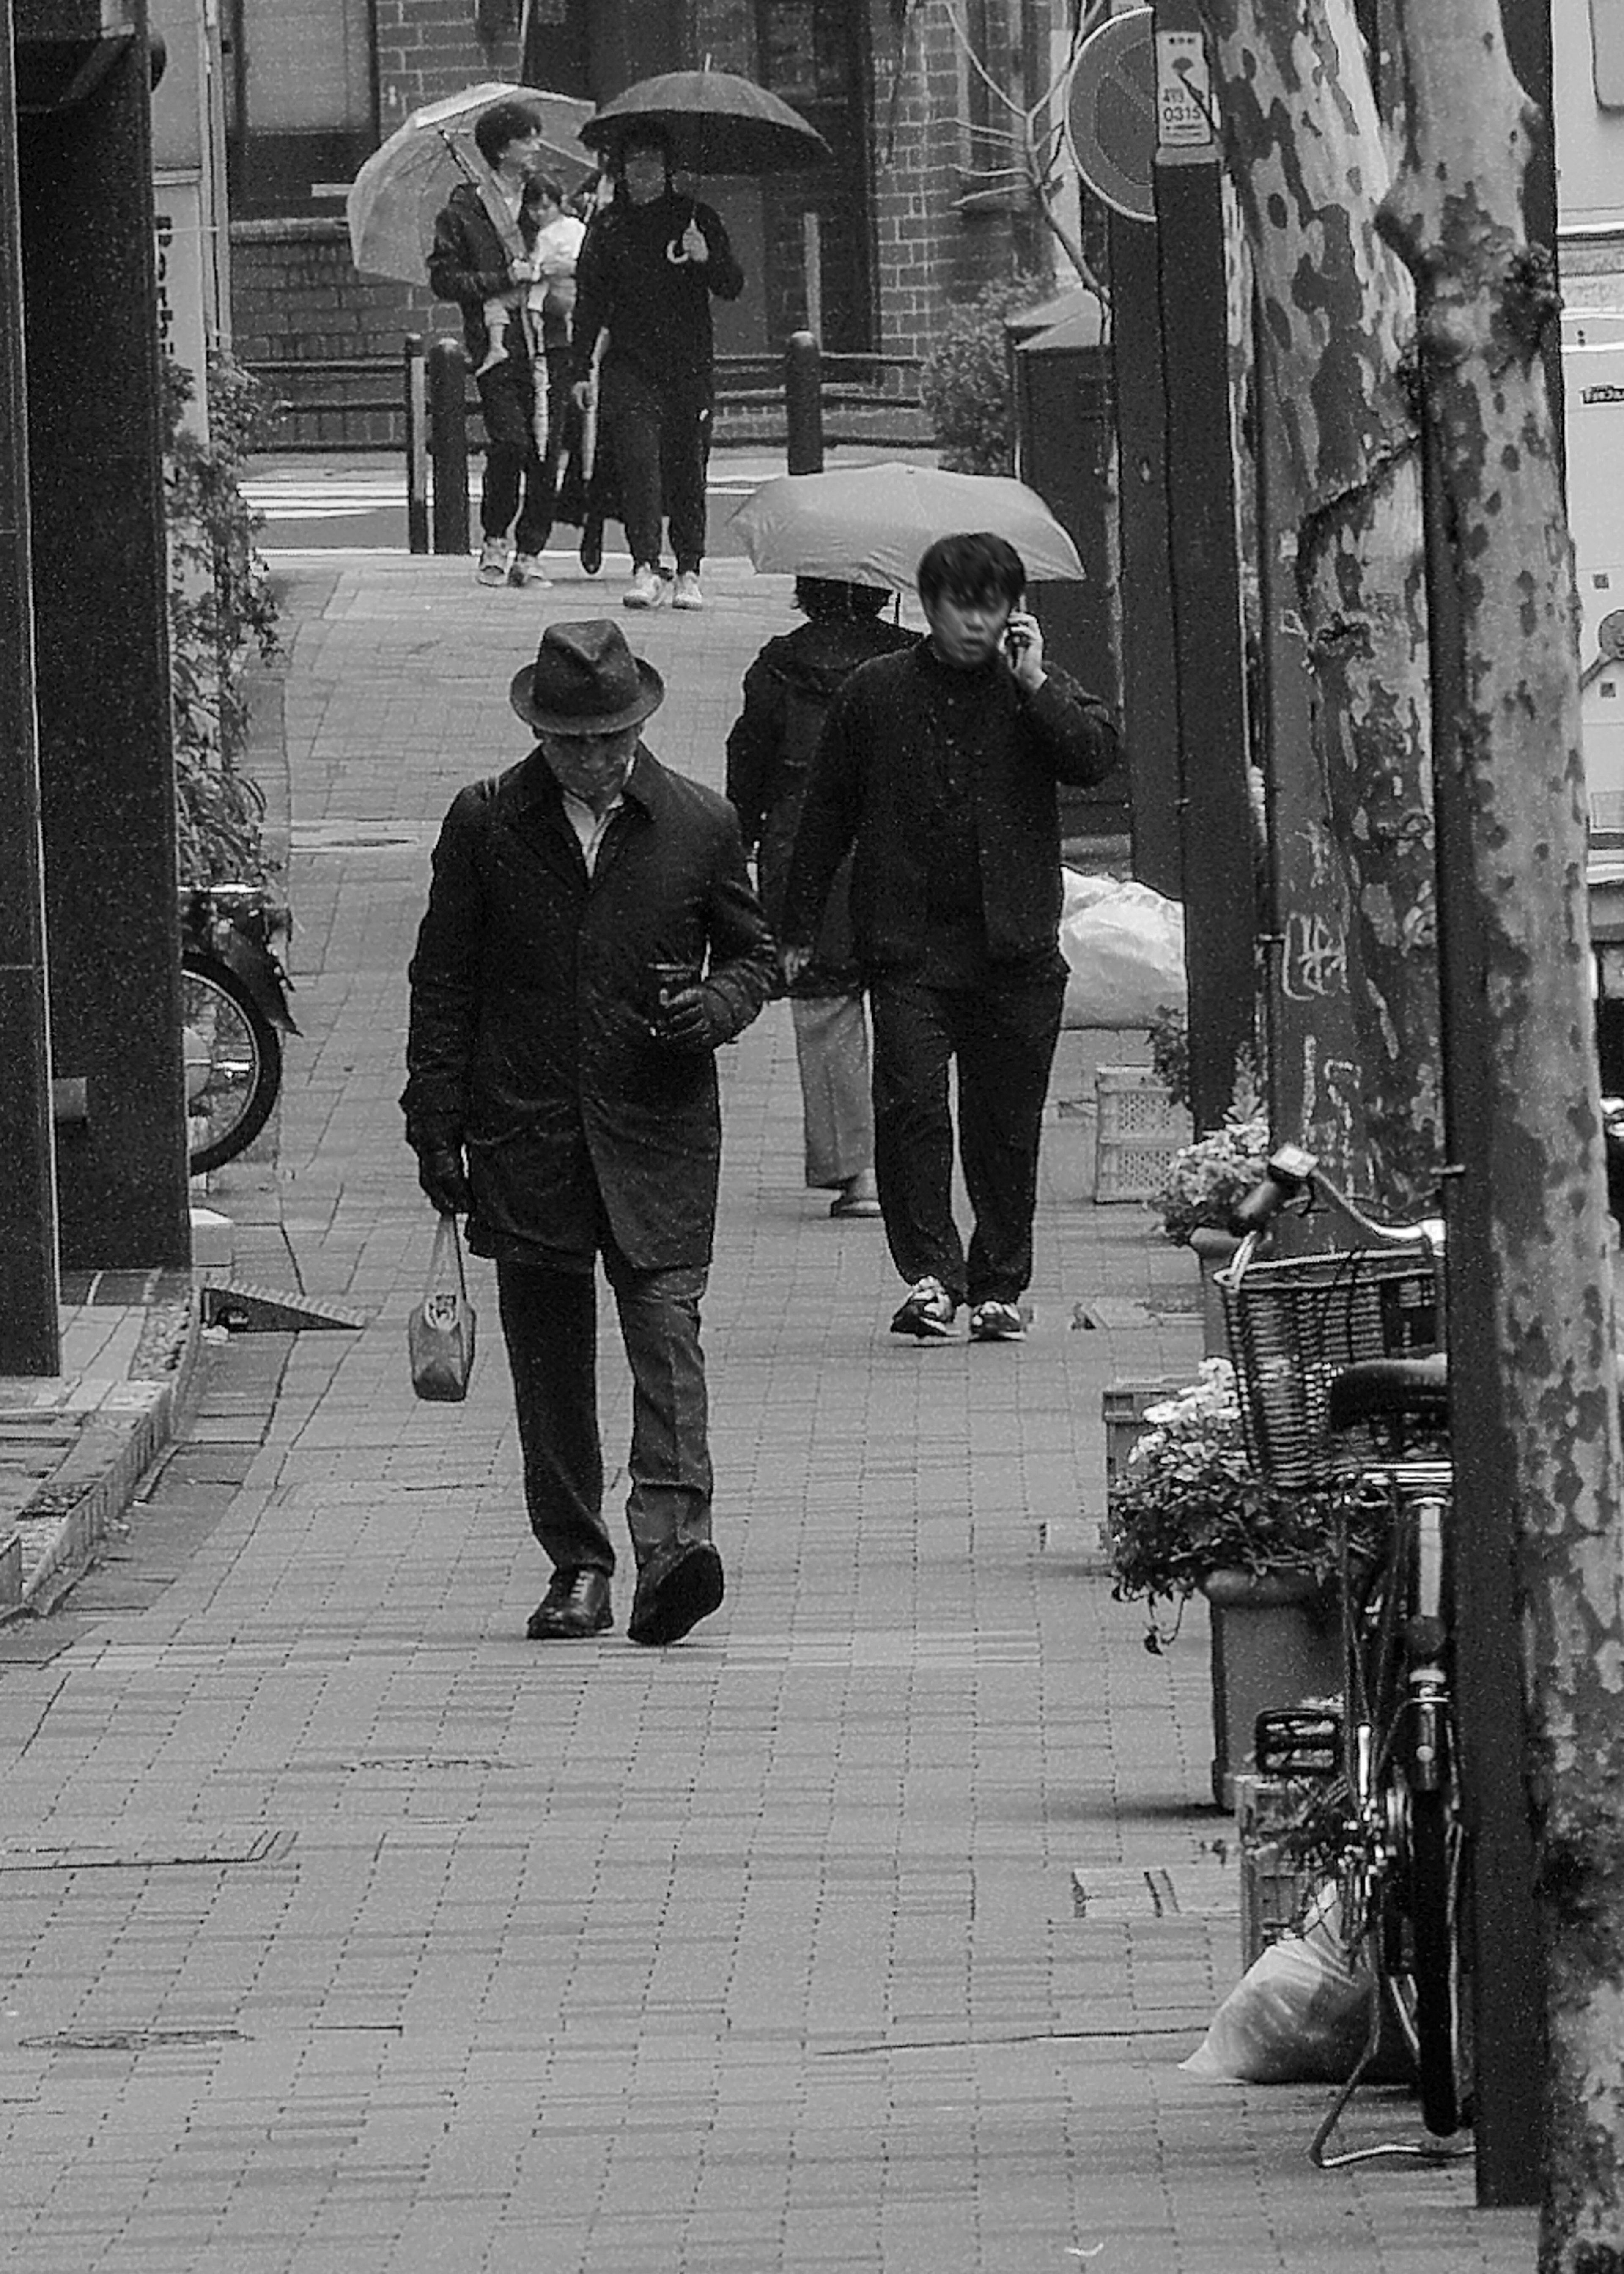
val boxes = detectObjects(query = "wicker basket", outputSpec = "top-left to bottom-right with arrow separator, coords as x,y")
1219,1246 -> 1441,1491
1093,1066 -> 1192,1204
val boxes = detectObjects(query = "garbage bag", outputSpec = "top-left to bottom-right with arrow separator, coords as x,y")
1059,871 -> 1185,1031
1180,1895 -> 1374,2085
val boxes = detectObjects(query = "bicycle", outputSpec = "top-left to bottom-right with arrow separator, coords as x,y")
180,884 -> 297,1174
1220,1145 -> 1472,2167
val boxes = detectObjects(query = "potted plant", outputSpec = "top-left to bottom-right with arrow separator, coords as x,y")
1106,1361 -> 1377,1806
1147,1077 -> 1270,1355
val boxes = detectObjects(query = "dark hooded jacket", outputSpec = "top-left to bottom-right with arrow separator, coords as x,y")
402,745 -> 775,1270
570,188 -> 743,397
724,613 -> 919,996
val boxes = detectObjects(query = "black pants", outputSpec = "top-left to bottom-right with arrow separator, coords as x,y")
477,351 -> 566,554
869,964 -> 1067,1307
600,362 -> 710,572
495,1244 -> 713,1578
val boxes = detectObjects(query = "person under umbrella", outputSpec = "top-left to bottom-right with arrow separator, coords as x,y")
568,120 -> 744,613
427,99 -> 563,591
726,578 -> 918,1221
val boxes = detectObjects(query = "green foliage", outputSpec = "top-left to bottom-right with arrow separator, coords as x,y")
1107,1361 -> 1375,1647
919,274 -> 1044,476
1149,1108 -> 1270,1246
163,349 -> 283,885
1148,1004 -> 1190,1114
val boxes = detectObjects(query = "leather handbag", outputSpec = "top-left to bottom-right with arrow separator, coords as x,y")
408,1213 -> 477,1402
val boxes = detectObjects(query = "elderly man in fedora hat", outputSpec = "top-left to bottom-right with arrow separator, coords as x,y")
403,620 -> 776,1645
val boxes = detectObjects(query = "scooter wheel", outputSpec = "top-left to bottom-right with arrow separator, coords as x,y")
182,951 -> 282,1174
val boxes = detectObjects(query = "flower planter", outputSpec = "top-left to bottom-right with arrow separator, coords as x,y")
1200,1566 -> 1343,1810
1188,1226 -> 1240,1361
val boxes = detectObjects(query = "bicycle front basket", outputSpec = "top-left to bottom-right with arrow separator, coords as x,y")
1218,1248 -> 1441,1491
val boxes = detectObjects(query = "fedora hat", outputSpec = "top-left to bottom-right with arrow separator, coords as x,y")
509,619 -> 664,736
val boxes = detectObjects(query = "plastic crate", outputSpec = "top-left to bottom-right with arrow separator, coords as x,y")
1103,1378 -> 1188,1496
1234,1772 -> 1330,1970
1093,1065 -> 1191,1204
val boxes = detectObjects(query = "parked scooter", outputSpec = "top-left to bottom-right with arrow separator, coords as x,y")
181,883 -> 297,1173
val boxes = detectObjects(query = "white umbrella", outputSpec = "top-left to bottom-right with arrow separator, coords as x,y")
728,463 -> 1086,591
346,82 -> 594,285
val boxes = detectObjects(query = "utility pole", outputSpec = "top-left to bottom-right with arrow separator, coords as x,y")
0,0 -> 62,1375
1151,0 -> 1254,1129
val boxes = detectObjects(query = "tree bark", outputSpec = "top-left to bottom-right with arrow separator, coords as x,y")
1381,2 -> 1624,2261
1198,0 -> 1441,1202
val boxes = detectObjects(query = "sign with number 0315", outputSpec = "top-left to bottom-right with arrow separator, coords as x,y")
1155,28 -> 1214,149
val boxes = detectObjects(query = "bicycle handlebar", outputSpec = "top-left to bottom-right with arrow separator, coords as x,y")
1230,1146 -> 1446,1253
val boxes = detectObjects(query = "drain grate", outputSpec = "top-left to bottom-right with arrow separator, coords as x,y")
22,2026 -> 248,2052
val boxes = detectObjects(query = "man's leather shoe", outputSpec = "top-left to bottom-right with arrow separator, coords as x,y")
526,1568 -> 612,1640
626,1540 -> 724,1647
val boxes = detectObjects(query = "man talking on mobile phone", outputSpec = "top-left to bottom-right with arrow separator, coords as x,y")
779,533 -> 1120,1344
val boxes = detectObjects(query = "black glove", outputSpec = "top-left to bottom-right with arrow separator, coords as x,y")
653,982 -> 727,1052
417,1144 -> 471,1215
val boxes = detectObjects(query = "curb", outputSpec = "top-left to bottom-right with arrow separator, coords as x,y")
0,1295 -> 204,1623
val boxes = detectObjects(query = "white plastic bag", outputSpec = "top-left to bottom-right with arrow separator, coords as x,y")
1180,1896 -> 1373,2085
1058,871 -> 1186,1030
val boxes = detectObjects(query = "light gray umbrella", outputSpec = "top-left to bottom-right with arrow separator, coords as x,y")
346,82 -> 594,285
729,464 -> 1086,591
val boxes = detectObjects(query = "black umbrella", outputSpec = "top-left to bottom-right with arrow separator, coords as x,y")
580,70 -> 832,176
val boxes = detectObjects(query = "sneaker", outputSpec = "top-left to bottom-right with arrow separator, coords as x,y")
672,570 -> 704,610
969,1300 -> 1026,1342
508,553 -> 551,589
623,564 -> 664,610
889,1276 -> 958,1339
475,537 -> 510,586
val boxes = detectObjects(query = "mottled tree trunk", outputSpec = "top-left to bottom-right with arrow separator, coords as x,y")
1381,2 -> 1624,2263
1198,0 -> 1441,1202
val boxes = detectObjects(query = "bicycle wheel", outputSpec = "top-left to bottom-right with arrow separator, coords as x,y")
182,952 -> 282,1173
1399,1753 -> 1470,2134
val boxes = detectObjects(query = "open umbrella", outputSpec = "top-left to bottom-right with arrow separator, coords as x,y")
579,70 -> 831,176
729,464 -> 1086,591
346,82 -> 595,285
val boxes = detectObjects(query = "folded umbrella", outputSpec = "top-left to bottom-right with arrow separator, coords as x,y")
579,70 -> 831,176
347,82 -> 595,285
729,463 -> 1086,591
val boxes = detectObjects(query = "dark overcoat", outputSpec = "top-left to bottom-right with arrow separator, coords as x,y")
402,745 -> 776,1270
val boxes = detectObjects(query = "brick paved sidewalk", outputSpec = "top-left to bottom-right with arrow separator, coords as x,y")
0,554 -> 1536,2273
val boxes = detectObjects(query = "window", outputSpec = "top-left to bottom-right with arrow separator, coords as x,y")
1594,0 -> 1624,108
224,0 -> 377,218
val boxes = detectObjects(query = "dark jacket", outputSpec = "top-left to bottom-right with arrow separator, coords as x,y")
402,746 -> 776,1270
570,190 -> 744,395
780,641 -> 1121,976
725,614 -> 919,995
428,179 -> 546,369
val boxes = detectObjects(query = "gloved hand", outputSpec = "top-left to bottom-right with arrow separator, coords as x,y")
653,982 -> 726,1052
417,1144 -> 471,1216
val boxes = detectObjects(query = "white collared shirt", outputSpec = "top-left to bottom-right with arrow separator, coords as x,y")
562,788 -> 623,875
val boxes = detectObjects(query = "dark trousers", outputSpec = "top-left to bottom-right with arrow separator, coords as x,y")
601,364 -> 710,572
477,351 -> 565,554
870,965 -> 1067,1306
495,1245 -> 713,1578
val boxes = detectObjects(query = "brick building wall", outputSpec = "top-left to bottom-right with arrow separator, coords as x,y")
231,0 -> 1054,447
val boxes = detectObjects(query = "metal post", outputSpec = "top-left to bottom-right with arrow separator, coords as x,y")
785,330 -> 823,475
801,211 -> 823,344
0,0 -> 60,1373
403,332 -> 428,556
427,337 -> 469,557
1150,0 -> 1254,1130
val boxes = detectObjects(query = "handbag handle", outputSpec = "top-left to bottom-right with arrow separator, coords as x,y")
426,1210 -> 469,1304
